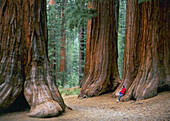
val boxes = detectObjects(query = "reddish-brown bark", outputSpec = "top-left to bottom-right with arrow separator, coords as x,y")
0,0 -> 65,117
59,2 -> 66,86
79,0 -> 120,97
60,1 -> 66,73
49,0 -> 55,5
112,0 -> 170,100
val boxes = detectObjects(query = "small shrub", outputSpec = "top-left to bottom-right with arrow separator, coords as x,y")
59,86 -> 80,96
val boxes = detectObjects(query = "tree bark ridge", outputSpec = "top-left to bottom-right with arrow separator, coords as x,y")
112,0 -> 170,101
79,0 -> 120,97
0,0 -> 66,118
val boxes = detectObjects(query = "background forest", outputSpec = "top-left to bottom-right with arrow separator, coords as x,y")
47,0 -> 126,89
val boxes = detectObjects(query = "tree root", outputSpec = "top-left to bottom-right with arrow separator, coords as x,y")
28,100 -> 63,118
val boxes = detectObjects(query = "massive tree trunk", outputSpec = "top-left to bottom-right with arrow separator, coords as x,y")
79,0 -> 120,97
0,0 -> 65,117
112,0 -> 170,100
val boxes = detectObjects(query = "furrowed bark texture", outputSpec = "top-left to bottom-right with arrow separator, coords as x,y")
0,0 -> 65,117
112,0 -> 170,100
79,0 -> 120,97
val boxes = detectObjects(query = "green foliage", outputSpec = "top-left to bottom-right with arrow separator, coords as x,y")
59,86 -> 80,96
138,0 -> 151,4
65,30 -> 80,87
78,23 -> 87,81
118,33 -> 125,79
47,0 -> 84,88
64,0 -> 98,30
117,0 -> 126,79
47,4 -> 62,83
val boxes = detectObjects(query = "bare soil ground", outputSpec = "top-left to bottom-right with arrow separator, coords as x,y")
0,91 -> 170,121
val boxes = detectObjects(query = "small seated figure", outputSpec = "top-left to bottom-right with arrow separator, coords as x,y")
117,85 -> 126,102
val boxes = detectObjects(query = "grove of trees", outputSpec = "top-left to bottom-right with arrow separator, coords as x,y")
0,0 -> 169,118
47,0 -> 90,88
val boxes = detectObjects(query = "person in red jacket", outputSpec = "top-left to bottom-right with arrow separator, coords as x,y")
117,85 -> 126,102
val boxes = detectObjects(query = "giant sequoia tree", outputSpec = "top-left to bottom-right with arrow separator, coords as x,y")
79,0 -> 120,97
112,0 -> 170,100
0,0 -> 65,117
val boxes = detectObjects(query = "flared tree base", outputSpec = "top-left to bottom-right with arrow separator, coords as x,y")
28,100 -> 63,118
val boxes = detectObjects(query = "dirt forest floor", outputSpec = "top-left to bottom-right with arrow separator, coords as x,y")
0,91 -> 170,121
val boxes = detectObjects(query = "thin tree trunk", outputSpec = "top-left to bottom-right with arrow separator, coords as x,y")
79,25 -> 86,86
49,0 -> 55,5
0,0 -> 65,117
112,0 -> 170,100
79,0 -> 120,97
60,1 -> 66,86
